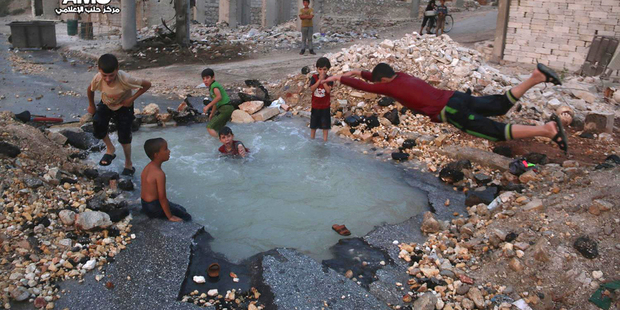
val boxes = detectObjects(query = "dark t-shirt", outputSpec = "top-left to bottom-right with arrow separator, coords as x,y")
310,74 -> 334,109
425,1 -> 436,11
218,141 -> 249,156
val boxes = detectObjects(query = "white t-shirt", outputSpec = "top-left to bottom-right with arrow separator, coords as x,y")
90,70 -> 143,111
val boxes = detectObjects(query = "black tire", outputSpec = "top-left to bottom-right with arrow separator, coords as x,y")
444,15 -> 454,33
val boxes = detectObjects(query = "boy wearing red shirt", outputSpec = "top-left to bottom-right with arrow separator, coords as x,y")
323,63 -> 568,153
309,57 -> 334,141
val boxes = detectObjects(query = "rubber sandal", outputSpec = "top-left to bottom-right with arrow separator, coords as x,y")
121,167 -> 136,176
537,63 -> 562,85
99,153 -> 116,166
332,224 -> 351,236
207,263 -> 220,278
550,114 -> 568,154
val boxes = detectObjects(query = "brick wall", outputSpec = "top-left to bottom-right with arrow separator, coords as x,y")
503,0 -> 620,71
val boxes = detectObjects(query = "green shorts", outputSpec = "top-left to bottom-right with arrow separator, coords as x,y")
206,104 -> 234,132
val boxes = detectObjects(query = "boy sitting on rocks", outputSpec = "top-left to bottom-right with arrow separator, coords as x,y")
141,138 -> 192,222
323,63 -> 568,153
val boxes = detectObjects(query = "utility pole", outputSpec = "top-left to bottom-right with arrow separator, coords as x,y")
175,0 -> 190,47
121,0 -> 137,50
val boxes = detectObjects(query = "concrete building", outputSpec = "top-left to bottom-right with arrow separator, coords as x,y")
493,0 -> 620,72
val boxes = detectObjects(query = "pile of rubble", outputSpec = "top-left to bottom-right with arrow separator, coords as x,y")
391,154 -> 619,310
134,20 -> 379,59
273,33 -> 619,173
0,112 -> 135,309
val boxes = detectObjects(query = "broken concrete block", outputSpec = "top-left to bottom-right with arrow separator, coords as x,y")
239,101 -> 264,115
584,112 -> 614,134
252,107 -> 280,122
231,110 -> 255,124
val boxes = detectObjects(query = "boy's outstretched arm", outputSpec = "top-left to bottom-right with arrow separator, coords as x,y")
87,85 -> 96,115
156,171 -> 182,222
121,80 -> 151,107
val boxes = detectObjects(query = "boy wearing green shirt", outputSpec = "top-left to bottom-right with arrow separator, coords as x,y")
201,68 -> 234,138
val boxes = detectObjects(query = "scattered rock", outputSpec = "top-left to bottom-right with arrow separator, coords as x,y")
118,179 -> 134,191
412,292 -> 437,310
439,167 -> 464,184
524,153 -> 547,165
231,110 -> 255,124
421,211 -> 441,234
239,101 -> 264,115
59,210 -> 76,226
522,199 -> 544,212
252,107 -> 280,121
10,286 -> 29,301
193,276 -> 206,284
83,168 -> 99,180
60,129 -> 98,150
584,112 -> 614,134
467,287 -> 484,309
0,141 -> 21,158
465,187 -> 497,207
383,108 -> 399,125
75,211 -> 112,230
573,236 -> 599,259
378,97 -> 395,107
25,177 -> 44,188
456,284 -> 470,295
391,152 -> 409,161
142,103 -> 160,115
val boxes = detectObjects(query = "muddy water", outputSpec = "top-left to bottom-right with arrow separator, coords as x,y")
93,117 -> 428,262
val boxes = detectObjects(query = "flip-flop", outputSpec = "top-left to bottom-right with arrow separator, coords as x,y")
121,167 -> 136,176
537,63 -> 562,85
99,153 -> 116,166
332,224 -> 351,236
207,263 -> 220,278
550,113 -> 568,154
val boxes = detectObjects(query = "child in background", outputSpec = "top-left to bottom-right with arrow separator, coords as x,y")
141,138 -> 192,222
201,69 -> 234,138
299,0 -> 315,55
309,57 -> 334,142
436,0 -> 448,36
420,0 -> 437,35
218,126 -> 249,158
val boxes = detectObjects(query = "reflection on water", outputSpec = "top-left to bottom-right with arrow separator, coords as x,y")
92,117 -> 428,262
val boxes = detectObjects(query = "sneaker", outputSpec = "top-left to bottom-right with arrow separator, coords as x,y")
309,49 -> 316,55
299,49 -> 305,55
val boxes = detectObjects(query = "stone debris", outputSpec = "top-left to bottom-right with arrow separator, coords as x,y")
0,112 -> 133,307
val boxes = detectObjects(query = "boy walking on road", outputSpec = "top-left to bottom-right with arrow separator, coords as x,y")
299,0 -> 316,55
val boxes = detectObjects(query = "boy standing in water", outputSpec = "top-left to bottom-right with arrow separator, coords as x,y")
87,53 -> 151,175
202,69 -> 234,138
141,138 -> 192,222
309,57 -> 334,141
